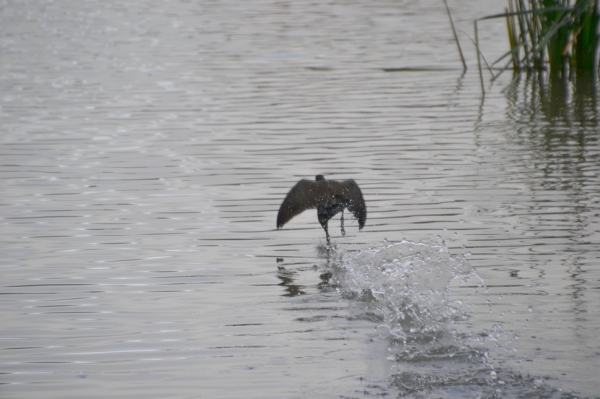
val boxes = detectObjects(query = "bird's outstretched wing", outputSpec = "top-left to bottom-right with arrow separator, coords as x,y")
277,179 -> 325,228
340,179 -> 367,229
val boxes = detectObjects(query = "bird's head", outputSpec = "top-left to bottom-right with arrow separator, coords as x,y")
315,174 -> 325,181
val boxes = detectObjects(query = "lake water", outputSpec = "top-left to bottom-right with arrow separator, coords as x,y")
2,0 -> 600,398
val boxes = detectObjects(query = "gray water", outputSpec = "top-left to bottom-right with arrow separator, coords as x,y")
2,0 -> 600,398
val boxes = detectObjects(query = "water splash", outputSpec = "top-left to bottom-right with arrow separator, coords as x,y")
326,240 -> 588,398
329,238 -> 482,351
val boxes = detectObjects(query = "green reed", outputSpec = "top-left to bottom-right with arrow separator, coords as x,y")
476,0 -> 598,84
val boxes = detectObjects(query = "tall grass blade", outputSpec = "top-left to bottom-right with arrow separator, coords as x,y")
506,0 -> 520,70
574,0 -> 599,74
443,0 -> 468,71
474,20 -> 485,94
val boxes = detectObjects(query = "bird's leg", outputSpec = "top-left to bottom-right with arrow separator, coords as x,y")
318,209 -> 331,243
340,209 -> 346,236
323,223 -> 330,242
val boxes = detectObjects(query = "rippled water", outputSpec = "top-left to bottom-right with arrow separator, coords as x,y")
2,0 -> 600,398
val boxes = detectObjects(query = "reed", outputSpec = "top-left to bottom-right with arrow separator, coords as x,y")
475,0 -> 599,82
443,0 -> 467,71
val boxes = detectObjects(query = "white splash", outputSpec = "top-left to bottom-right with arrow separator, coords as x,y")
330,239 -> 482,348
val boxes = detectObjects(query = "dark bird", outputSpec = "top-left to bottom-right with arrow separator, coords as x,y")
277,175 -> 366,242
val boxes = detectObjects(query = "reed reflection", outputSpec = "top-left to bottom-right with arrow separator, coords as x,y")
506,73 -> 598,192
504,72 -> 599,323
507,72 -> 599,127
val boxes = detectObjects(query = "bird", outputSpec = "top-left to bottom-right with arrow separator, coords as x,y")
276,175 -> 366,242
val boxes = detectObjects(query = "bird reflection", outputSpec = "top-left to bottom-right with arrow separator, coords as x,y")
276,266 -> 306,297
317,270 -> 333,291
277,175 -> 366,242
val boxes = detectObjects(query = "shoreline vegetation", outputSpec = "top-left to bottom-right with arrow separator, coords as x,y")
475,0 -> 599,93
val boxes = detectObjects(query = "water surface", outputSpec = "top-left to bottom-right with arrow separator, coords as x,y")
1,0 -> 599,397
